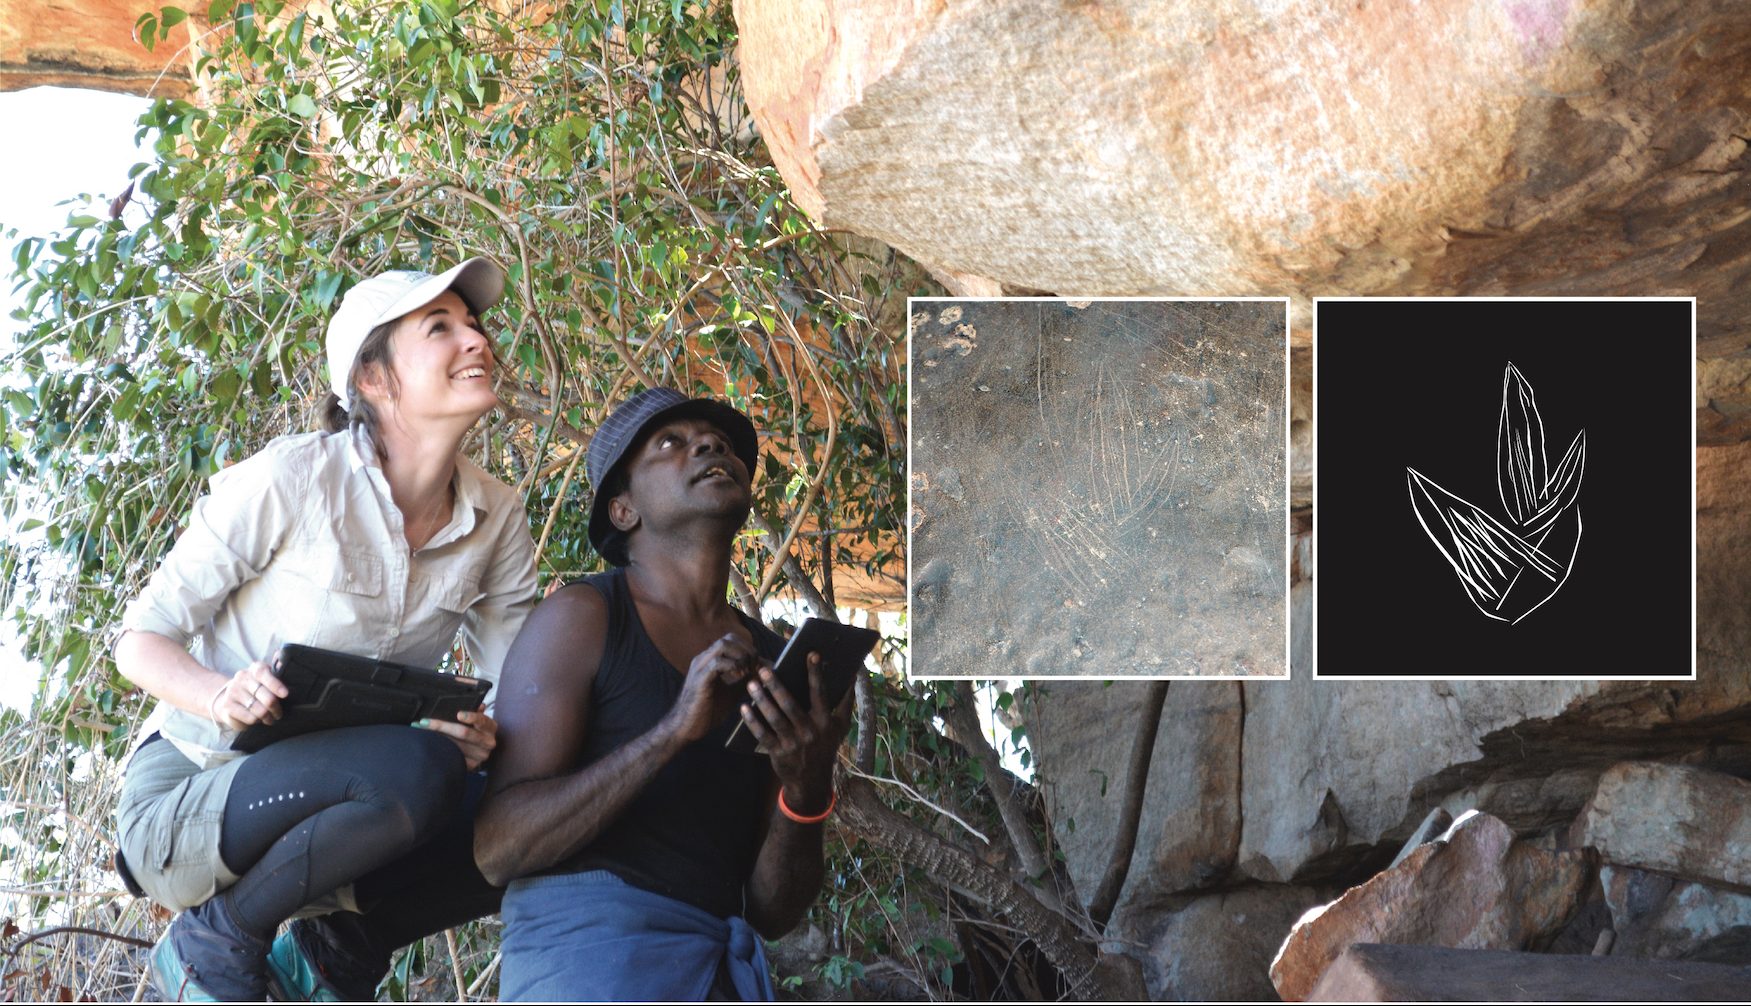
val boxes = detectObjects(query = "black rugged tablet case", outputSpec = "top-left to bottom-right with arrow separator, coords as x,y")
230,644 -> 490,753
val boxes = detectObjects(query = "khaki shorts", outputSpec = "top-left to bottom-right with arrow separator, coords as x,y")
116,738 -> 357,915
115,739 -> 245,913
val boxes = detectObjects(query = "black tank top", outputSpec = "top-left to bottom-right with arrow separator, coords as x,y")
547,568 -> 782,919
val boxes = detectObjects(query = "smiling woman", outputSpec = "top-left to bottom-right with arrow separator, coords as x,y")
335,292 -> 500,447
109,258 -> 541,1000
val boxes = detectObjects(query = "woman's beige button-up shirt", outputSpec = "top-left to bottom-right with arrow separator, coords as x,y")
121,429 -> 539,768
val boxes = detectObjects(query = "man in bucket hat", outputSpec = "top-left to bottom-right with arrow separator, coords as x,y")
476,387 -> 850,1001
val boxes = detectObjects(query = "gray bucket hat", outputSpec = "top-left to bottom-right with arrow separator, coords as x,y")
586,387 -> 759,565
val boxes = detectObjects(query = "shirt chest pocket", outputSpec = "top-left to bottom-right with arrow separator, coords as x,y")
263,547 -> 388,651
396,571 -> 485,668
278,547 -> 385,597
429,571 -> 485,614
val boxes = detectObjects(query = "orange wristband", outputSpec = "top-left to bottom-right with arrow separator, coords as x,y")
777,787 -> 836,825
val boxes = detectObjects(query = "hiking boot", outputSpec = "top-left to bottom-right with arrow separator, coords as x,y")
148,932 -> 217,1003
148,898 -> 269,1002
265,926 -> 340,1002
265,917 -> 383,1001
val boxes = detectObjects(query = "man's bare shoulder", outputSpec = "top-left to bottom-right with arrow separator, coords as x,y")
544,579 -> 611,622
499,581 -> 611,698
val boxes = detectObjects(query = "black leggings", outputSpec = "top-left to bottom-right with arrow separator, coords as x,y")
215,725 -> 500,961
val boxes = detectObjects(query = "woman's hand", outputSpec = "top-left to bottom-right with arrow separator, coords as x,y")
209,660 -> 290,730
418,708 -> 498,771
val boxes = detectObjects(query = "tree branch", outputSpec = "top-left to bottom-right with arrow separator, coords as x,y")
941,683 -> 1059,909
854,611 -> 879,773
496,402 -> 589,447
836,775 -> 1107,998
746,507 -> 834,618
728,564 -> 759,618
3,925 -> 153,985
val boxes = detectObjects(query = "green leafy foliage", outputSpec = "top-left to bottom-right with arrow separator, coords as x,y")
806,675 -> 1064,998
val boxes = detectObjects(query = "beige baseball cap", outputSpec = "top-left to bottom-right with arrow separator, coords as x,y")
324,258 -> 506,409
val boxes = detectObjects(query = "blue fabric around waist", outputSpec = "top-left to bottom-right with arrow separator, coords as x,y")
500,869 -> 775,1002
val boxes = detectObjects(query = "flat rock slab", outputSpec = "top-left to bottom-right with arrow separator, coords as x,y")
909,300 -> 1285,677
1306,943 -> 1751,1001
1577,762 -> 1751,891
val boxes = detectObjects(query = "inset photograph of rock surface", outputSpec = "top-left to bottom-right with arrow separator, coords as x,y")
909,299 -> 1288,678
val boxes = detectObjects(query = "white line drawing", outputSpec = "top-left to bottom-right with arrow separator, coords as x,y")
1406,363 -> 1585,624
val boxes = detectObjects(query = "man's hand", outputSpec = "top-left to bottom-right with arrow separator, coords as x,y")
665,633 -> 759,743
741,652 -> 855,938
209,660 -> 290,730
740,653 -> 853,813
417,708 -> 498,771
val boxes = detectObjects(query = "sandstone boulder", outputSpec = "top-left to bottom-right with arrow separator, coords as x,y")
1127,886 -> 1329,1002
1387,808 -> 1452,870
1248,439 -> 1751,885
735,1 -> 1751,442
1269,811 -> 1591,1001
1029,679 -> 1241,912
1024,440 -> 1751,999
1699,441 -> 1751,671
1236,676 -> 1598,883
0,0 -> 193,95
1577,762 -> 1751,892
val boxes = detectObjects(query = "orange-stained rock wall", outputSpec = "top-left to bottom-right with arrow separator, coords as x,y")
0,0 -> 194,96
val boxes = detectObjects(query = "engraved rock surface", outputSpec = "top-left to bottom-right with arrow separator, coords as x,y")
910,300 -> 1285,677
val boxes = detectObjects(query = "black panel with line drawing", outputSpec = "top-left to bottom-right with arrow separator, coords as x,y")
1314,298 -> 1694,679
909,299 -> 1288,678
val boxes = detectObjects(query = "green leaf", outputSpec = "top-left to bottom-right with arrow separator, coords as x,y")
288,92 -> 317,118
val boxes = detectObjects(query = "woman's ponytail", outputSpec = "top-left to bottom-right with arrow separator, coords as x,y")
316,320 -> 396,463
320,392 -> 349,434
